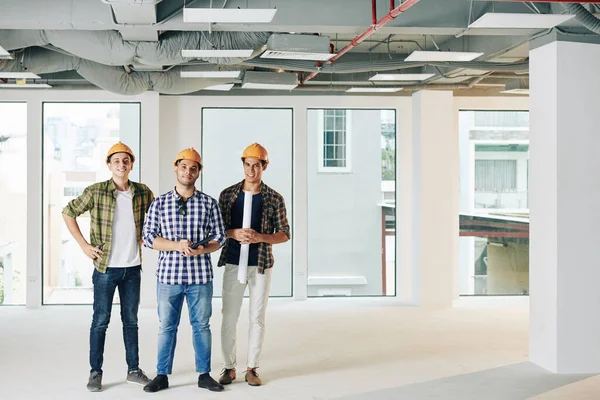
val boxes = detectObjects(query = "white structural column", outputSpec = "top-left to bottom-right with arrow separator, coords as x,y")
411,91 -> 457,308
530,39 -> 600,373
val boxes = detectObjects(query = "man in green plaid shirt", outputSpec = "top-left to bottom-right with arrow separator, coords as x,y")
62,142 -> 154,392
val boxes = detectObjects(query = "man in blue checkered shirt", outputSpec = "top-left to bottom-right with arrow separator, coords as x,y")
142,147 -> 226,393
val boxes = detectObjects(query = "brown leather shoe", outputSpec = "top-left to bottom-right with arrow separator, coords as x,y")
218,368 -> 236,385
245,368 -> 262,386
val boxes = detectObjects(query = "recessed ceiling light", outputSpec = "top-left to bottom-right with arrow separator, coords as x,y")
183,8 -> 277,23
0,83 -> 51,88
346,88 -> 402,93
468,13 -> 575,29
182,49 -> 254,58
405,51 -> 483,62
0,72 -> 41,79
370,73 -> 435,81
180,71 -> 241,78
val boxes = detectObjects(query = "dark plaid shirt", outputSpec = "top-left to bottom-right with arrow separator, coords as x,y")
218,180 -> 290,273
62,179 -> 155,273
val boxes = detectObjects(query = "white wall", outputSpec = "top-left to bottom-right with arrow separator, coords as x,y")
0,88 -> 530,308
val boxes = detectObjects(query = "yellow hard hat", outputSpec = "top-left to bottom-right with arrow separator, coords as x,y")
174,147 -> 202,168
106,141 -> 135,163
241,143 -> 269,164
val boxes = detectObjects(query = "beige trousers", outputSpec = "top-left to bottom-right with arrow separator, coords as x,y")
221,264 -> 272,369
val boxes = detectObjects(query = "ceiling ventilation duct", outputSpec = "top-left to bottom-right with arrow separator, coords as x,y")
242,71 -> 298,90
260,34 -> 335,61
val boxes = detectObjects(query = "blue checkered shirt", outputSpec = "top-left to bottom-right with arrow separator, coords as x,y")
143,188 -> 226,285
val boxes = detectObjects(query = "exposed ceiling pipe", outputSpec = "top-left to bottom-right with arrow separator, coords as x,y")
301,0 -> 421,84
245,58 -> 528,74
372,0 -> 377,25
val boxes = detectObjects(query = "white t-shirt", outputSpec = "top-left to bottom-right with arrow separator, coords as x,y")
107,189 -> 141,268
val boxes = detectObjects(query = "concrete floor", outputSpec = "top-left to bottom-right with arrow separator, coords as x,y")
0,296 -> 597,399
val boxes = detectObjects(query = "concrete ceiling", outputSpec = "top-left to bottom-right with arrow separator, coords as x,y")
0,0 -> 597,96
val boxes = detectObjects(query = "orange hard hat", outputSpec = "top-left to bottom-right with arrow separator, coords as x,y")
174,147 -> 202,168
106,141 -> 135,163
241,143 -> 269,164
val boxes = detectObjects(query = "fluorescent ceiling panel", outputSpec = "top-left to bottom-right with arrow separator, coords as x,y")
183,8 -> 277,23
468,13 -> 574,29
180,71 -> 241,78
202,84 -> 234,91
0,72 -> 41,79
370,73 -> 434,81
0,83 -> 51,88
500,88 -> 529,94
0,45 -> 12,59
182,49 -> 253,58
405,51 -> 483,62
242,71 -> 298,90
241,82 -> 297,90
261,50 -> 335,61
346,88 -> 402,93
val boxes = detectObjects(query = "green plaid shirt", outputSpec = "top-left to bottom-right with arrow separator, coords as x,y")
218,180 -> 290,273
62,179 -> 155,273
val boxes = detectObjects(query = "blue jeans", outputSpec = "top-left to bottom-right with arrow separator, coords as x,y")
156,280 -> 213,375
90,266 -> 141,374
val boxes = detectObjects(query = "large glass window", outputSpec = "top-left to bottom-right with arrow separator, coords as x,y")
0,103 -> 27,305
201,108 -> 293,297
43,103 -> 141,305
459,110 -> 529,296
307,109 -> 396,297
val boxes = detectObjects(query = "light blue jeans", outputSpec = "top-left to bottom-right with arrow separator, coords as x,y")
156,280 -> 213,375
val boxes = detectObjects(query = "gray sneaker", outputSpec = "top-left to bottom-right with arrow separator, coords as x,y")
87,371 -> 103,392
127,368 -> 151,386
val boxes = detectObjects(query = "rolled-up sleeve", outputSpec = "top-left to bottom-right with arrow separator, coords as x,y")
143,198 -> 161,249
274,196 -> 291,239
62,186 -> 94,218
210,198 -> 227,247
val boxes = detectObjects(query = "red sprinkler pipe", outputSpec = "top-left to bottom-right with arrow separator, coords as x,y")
390,0 -> 394,11
372,0 -> 377,24
302,0 -> 421,84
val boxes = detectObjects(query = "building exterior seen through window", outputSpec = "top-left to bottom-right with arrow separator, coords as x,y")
42,103 -> 140,305
0,103 -> 27,305
459,110 -> 529,296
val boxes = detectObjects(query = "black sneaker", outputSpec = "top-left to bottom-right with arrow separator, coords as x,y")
87,371 -> 103,392
143,375 -> 169,393
198,373 -> 224,392
127,368 -> 151,386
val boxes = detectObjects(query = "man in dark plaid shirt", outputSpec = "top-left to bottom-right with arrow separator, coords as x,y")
217,143 -> 290,387
62,142 -> 154,392
142,147 -> 226,393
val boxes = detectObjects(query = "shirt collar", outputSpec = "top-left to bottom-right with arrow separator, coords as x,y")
107,179 -> 136,196
171,187 -> 200,201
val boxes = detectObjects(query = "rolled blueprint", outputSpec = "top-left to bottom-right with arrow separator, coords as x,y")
237,191 -> 253,283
